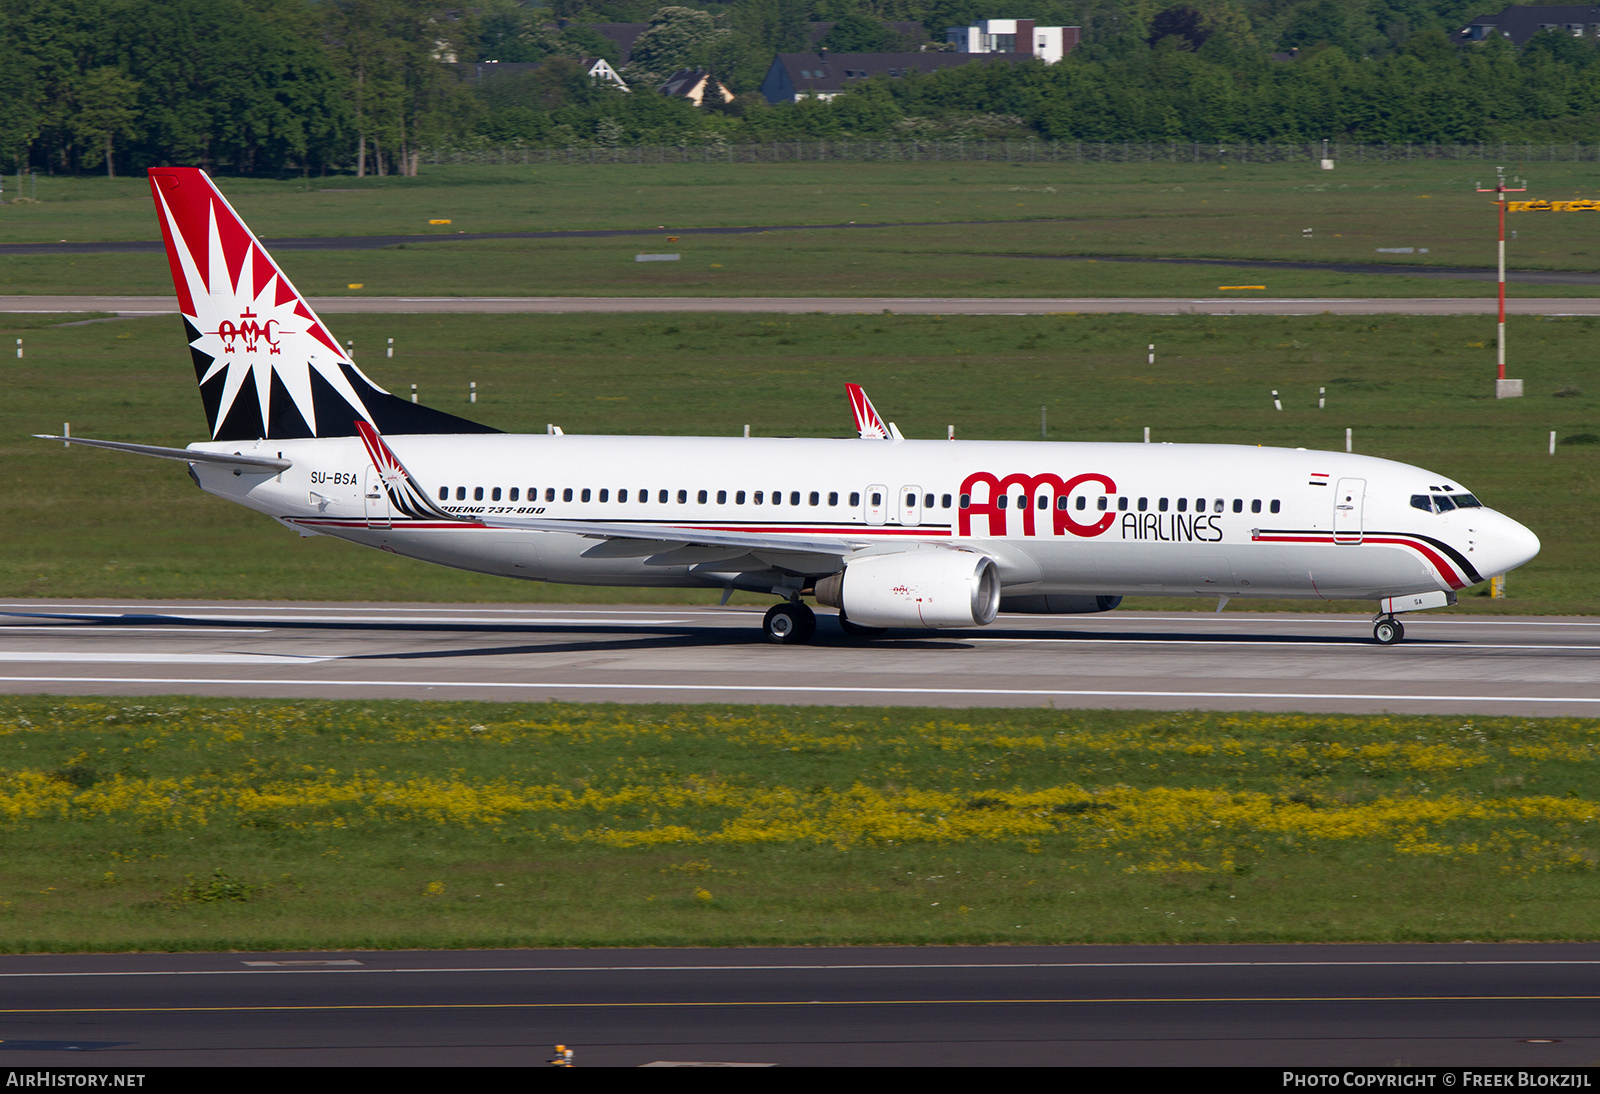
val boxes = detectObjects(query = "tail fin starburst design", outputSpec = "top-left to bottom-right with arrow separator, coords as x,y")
846,383 -> 890,440
353,421 -> 469,523
148,167 -> 495,442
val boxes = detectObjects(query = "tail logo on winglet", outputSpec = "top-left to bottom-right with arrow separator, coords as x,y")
846,383 -> 890,440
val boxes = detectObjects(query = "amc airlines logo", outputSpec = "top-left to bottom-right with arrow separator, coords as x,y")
959,472 -> 1117,538
211,308 -> 287,356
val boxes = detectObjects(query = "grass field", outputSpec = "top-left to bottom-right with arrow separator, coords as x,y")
1,698 -> 1595,951
0,307 -> 1593,611
5,161 -> 1600,297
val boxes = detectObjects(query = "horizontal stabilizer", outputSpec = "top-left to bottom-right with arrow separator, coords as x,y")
35,434 -> 291,471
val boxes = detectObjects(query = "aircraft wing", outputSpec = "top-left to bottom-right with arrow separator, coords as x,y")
35,435 -> 292,472
475,514 -> 865,560
360,421 -> 866,569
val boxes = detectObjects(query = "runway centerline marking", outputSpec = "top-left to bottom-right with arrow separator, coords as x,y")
0,626 -> 272,635
962,638 -> 1600,652
0,654 -> 335,665
5,994 -> 1600,1015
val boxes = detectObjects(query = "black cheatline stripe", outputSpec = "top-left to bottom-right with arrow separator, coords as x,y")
1256,528 -> 1483,586
1392,530 -> 1484,585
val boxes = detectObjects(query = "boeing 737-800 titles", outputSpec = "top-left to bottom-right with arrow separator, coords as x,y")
42,168 -> 1540,645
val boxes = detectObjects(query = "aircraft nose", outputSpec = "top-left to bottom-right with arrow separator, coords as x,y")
1479,512 -> 1540,578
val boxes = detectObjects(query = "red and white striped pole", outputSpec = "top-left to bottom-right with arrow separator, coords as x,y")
1478,167 -> 1525,397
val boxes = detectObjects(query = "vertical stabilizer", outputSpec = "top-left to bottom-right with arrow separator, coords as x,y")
147,167 -> 495,440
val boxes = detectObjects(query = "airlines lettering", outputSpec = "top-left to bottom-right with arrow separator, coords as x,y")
1120,512 -> 1223,543
958,471 -> 1226,543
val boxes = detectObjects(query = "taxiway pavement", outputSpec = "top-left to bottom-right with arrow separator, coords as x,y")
6,295 -> 1600,316
0,943 -> 1596,1066
0,601 -> 1593,714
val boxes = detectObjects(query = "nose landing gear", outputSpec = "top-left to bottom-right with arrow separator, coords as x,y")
1373,616 -> 1405,645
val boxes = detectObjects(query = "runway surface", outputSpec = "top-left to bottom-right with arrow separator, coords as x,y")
0,943 -> 1596,1066
6,295 -> 1600,316
0,601 -> 1595,715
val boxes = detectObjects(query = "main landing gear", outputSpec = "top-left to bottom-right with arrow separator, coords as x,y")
1372,616 -> 1405,645
762,601 -> 816,644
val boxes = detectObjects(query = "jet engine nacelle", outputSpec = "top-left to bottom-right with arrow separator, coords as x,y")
815,550 -> 1001,629
999,594 -> 1123,614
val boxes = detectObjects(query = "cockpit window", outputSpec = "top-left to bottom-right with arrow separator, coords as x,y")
1412,493 -> 1481,514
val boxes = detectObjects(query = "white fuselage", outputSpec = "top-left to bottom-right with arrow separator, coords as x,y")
185,433 -> 1540,605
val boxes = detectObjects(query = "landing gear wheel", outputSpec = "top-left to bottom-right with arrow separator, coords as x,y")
1373,618 -> 1405,645
763,602 -> 816,645
838,611 -> 887,639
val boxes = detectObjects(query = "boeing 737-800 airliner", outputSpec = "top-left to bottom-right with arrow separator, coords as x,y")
43,168 -> 1540,645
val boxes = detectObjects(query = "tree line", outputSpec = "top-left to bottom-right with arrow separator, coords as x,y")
6,0 -> 1600,176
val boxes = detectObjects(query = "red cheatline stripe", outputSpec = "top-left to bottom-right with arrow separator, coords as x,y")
1252,532 -> 1466,589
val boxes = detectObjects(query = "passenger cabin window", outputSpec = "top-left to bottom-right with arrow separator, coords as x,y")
581,488 -> 591,502
755,491 -> 764,504
1118,497 -> 1129,511
1177,498 -> 1187,513
438,487 -> 448,501
1270,500 -> 1281,514
698,490 -> 708,504
1232,499 -> 1242,513
474,487 -> 484,501
736,491 -> 746,504
790,491 -> 800,506
1159,498 -> 1169,512
1251,499 -> 1262,513
717,490 -> 727,504
563,488 -> 573,502
598,489 -> 608,502
941,494 -> 952,509
510,488 -> 519,501
658,490 -> 668,503
830,492 -> 840,506
618,489 -> 627,502
677,490 -> 688,504
546,488 -> 556,502
853,492 -> 864,507
812,492 -> 821,506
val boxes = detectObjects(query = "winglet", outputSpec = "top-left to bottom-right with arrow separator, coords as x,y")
846,383 -> 889,440
353,420 -> 471,523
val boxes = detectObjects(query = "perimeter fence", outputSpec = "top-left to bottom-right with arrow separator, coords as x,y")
422,140 -> 1600,167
